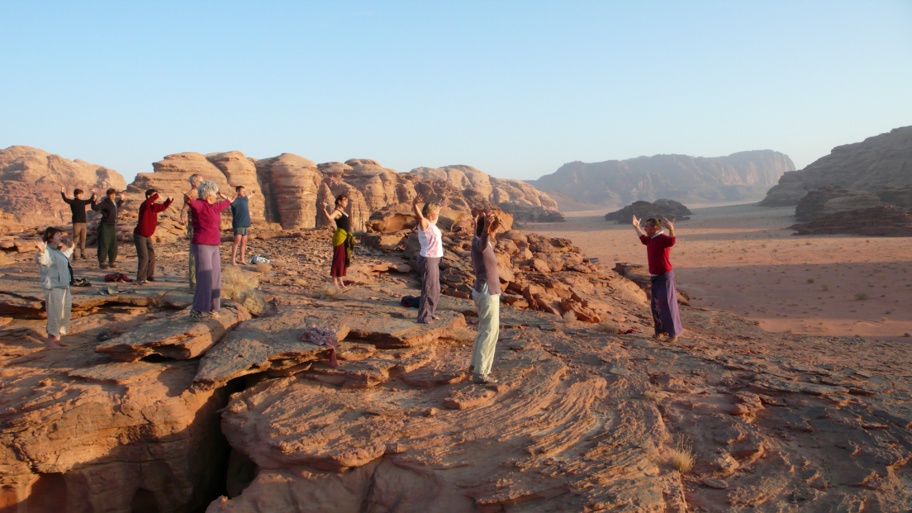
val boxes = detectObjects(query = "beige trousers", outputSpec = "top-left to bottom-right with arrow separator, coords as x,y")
44,287 -> 72,337
72,222 -> 87,257
471,290 -> 500,377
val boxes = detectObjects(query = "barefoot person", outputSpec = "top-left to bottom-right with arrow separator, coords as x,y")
470,211 -> 503,384
91,188 -> 123,269
179,174 -> 203,288
412,194 -> 443,324
187,180 -> 231,320
60,186 -> 96,259
133,189 -> 173,285
321,194 -> 352,289
230,185 -> 255,266
35,227 -> 75,348
633,215 -> 683,342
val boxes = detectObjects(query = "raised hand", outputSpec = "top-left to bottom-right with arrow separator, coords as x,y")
632,215 -> 640,227
662,217 -> 675,230
35,240 -> 47,253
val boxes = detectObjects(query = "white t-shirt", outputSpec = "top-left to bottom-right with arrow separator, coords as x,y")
418,221 -> 444,258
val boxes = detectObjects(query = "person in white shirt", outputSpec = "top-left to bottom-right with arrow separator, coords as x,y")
35,227 -> 75,348
412,194 -> 443,324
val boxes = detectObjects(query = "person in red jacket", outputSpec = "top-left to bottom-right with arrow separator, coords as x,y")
633,215 -> 683,342
133,189 -> 173,285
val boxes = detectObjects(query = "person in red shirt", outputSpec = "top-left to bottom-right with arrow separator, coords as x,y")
633,215 -> 683,342
133,189 -> 173,285
187,181 -> 231,320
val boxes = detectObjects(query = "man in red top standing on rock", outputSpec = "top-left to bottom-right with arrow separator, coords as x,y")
633,215 -> 683,342
133,189 -> 173,285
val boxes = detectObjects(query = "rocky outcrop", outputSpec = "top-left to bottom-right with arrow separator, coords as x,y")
605,199 -> 693,224
532,150 -> 794,209
411,165 -> 563,222
761,126 -> 912,206
1,220 -> 911,512
0,146 -> 127,228
791,205 -> 912,236
788,185 -> 912,236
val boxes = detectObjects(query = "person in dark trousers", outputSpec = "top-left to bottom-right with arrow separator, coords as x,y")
91,188 -> 124,269
412,194 -> 443,324
60,186 -> 96,259
633,215 -> 683,342
133,189 -> 173,285
179,174 -> 203,288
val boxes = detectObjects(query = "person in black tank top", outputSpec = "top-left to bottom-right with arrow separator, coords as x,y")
321,194 -> 352,289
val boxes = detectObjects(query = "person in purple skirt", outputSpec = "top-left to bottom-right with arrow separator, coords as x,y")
633,215 -> 683,342
187,180 -> 231,320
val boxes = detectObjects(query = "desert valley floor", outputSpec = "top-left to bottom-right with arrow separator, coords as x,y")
530,203 -> 912,343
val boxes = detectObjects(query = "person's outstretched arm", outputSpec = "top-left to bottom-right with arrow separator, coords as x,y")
412,194 -> 429,231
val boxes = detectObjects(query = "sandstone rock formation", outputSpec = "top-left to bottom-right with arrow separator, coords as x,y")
761,126 -> 912,206
605,199 -> 693,224
0,222 -> 910,512
119,154 -> 563,244
532,150 -> 794,209
0,146 -> 126,229
411,165 -> 564,222
787,185 -> 912,236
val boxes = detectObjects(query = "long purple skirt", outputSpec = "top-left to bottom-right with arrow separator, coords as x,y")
650,270 -> 683,337
191,243 -> 221,313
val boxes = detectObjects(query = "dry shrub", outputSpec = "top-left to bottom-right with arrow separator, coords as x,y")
315,283 -> 344,299
562,310 -> 577,323
667,435 -> 695,474
221,266 -> 267,315
255,262 -> 272,274
596,320 -> 621,334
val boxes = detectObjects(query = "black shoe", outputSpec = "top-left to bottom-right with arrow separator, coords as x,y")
146,276 -> 156,282
99,263 -> 108,269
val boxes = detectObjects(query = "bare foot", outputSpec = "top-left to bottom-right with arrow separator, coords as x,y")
47,337 -> 69,349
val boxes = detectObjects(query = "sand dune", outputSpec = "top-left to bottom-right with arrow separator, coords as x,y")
528,203 -> 912,342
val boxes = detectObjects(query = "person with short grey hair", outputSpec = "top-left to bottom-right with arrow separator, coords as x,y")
187,180 -> 231,320
179,173 -> 204,287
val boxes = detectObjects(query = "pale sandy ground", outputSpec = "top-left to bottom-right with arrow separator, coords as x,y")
529,203 -> 912,342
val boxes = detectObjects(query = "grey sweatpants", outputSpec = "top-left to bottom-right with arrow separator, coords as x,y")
416,255 -> 441,324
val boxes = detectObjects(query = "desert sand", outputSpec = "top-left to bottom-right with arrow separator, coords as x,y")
529,203 -> 912,342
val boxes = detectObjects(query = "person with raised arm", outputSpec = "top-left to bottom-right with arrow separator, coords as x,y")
35,227 -> 75,348
60,186 -> 96,259
321,193 -> 352,289
632,215 -> 683,342
133,189 -> 173,285
412,194 -> 443,324
187,180 -> 231,320
91,188 -> 124,269
469,211 -> 503,385
179,174 -> 203,288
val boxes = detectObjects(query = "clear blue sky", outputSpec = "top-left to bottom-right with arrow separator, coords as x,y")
2,0 -> 910,183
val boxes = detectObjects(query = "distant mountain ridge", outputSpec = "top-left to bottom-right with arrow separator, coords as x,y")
531,150 -> 794,209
